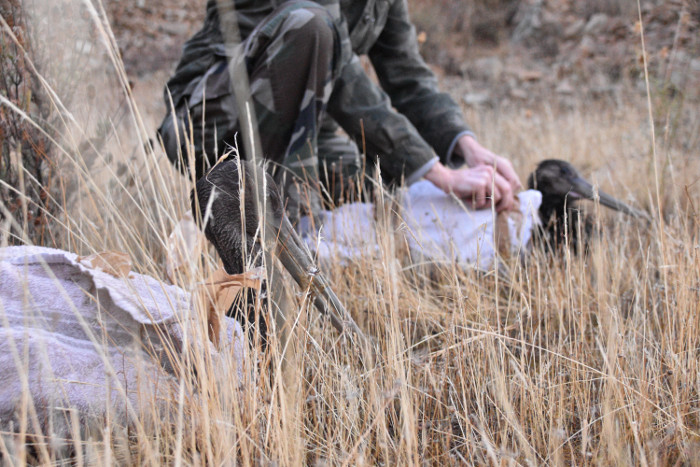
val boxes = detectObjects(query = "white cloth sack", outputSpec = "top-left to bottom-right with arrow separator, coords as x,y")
0,246 -> 246,439
299,182 -> 542,269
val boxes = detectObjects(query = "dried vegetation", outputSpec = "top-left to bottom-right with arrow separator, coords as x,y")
0,0 -> 699,465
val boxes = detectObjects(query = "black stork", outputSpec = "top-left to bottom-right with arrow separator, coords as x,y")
192,159 -> 366,345
527,159 -> 649,251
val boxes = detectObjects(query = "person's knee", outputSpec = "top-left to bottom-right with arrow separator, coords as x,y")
282,7 -> 335,56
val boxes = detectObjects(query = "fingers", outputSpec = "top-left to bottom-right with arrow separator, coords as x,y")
457,166 -> 516,212
435,165 -> 518,211
464,166 -> 500,209
440,135 -> 523,210
473,166 -> 490,208
460,137 -> 523,192
492,172 -> 514,212
483,168 -> 503,209
495,156 -> 523,191
472,178 -> 488,209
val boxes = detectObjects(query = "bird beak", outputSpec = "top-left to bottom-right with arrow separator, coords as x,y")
569,177 -> 651,220
267,215 -> 369,345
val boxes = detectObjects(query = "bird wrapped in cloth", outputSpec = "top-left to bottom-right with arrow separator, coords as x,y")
295,159 -> 650,272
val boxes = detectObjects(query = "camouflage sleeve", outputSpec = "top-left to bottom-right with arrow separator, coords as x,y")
368,0 -> 474,164
326,55 -> 438,181
316,0 -> 437,181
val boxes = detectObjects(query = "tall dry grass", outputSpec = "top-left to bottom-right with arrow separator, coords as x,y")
1,0 -> 699,465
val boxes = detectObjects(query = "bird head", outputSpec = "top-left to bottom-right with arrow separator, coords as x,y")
527,159 -> 649,220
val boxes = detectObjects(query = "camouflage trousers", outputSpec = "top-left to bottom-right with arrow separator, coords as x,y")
158,1 -> 362,213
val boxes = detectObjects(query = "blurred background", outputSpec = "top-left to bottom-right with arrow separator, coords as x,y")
107,0 -> 700,110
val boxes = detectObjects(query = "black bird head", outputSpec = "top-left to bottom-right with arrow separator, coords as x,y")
528,159 -> 649,221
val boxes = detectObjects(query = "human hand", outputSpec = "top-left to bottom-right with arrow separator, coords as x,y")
455,135 -> 522,194
424,162 -> 515,212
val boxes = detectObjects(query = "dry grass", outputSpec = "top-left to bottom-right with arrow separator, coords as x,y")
1,0 -> 699,465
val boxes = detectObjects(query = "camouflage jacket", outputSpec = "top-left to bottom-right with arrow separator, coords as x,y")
166,0 -> 473,181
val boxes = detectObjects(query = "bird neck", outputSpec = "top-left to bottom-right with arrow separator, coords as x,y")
539,195 -> 570,224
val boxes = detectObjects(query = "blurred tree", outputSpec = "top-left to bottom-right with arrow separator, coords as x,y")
0,0 -> 56,245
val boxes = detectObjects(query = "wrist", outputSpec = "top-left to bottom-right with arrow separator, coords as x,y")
424,161 -> 453,192
455,135 -> 480,166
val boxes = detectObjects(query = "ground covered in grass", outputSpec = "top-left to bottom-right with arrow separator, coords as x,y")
1,0 -> 699,465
